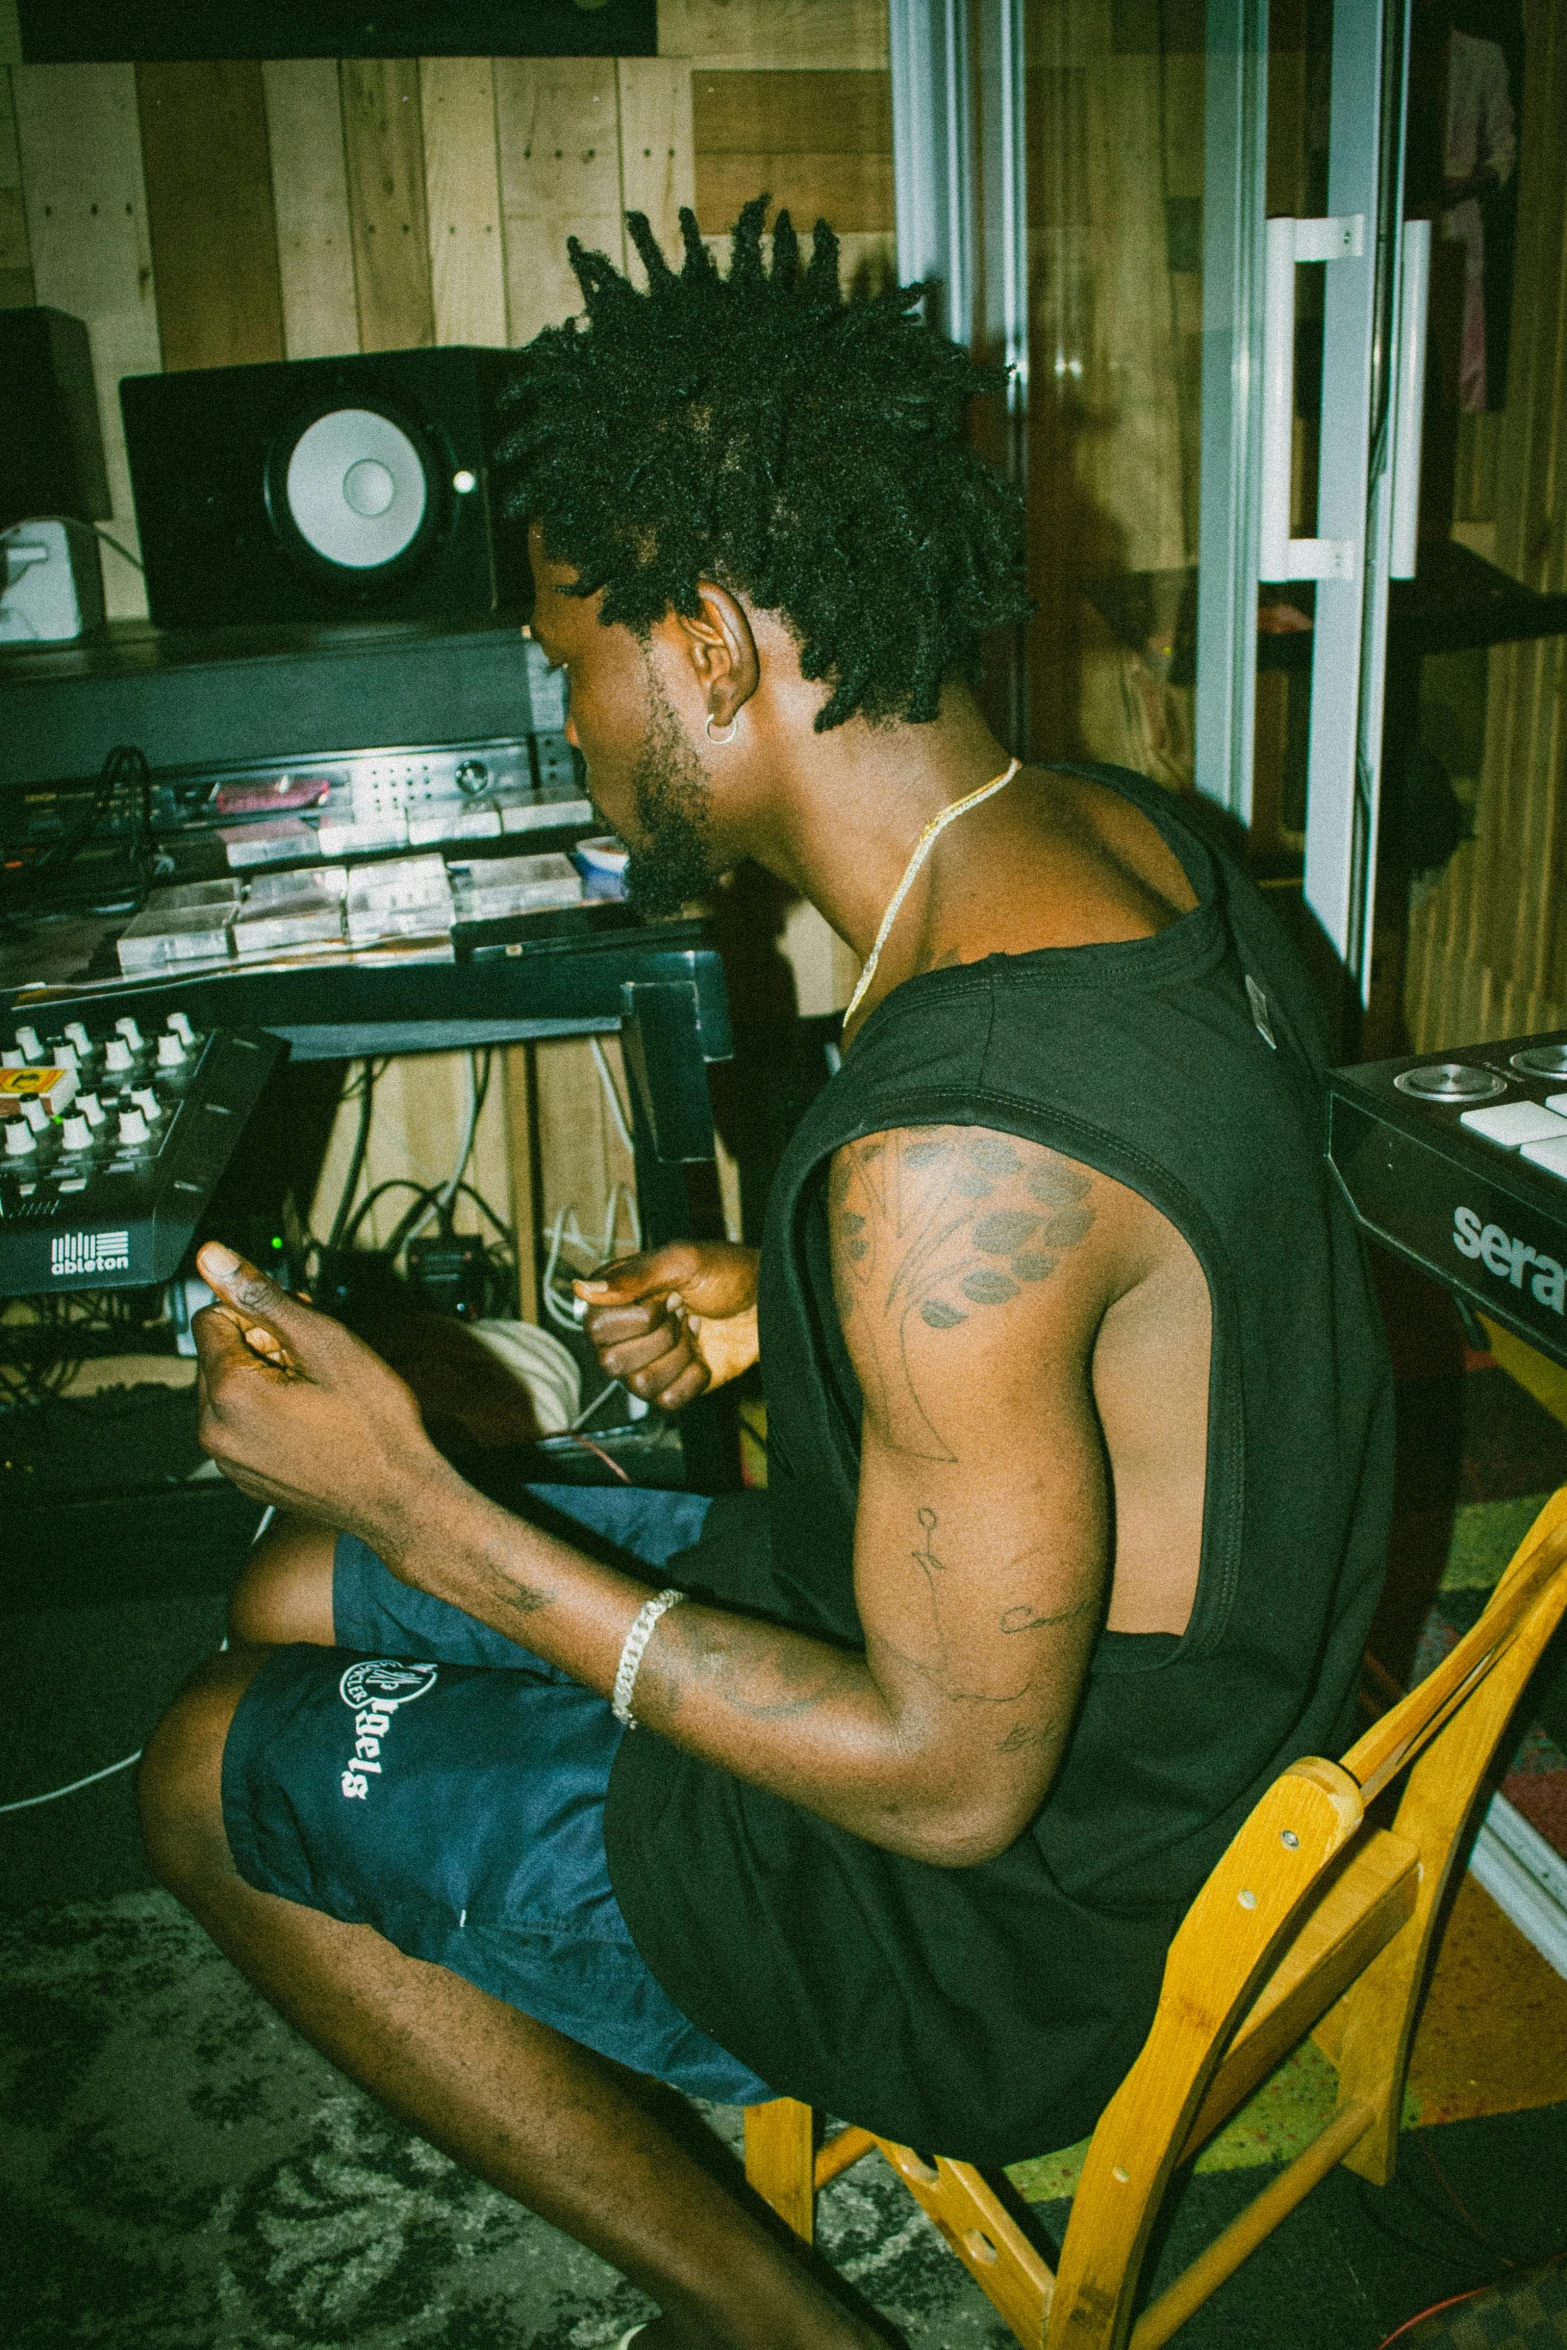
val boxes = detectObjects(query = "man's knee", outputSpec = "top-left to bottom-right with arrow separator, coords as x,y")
138,1646 -> 270,1896
228,1515 -> 338,1647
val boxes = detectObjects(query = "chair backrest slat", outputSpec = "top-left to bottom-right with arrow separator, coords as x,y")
1344,1493 -> 1567,1804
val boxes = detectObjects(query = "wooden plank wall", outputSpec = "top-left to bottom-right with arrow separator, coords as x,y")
1404,0 -> 1567,1052
1,0 -> 889,1282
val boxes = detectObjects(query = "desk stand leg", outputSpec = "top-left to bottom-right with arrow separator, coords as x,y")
620,982 -> 743,1495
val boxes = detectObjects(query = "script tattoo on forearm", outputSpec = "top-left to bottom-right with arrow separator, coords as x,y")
499,1581 -> 557,1618
460,1526 -> 560,1626
829,1127 -> 1096,1459
647,1609 -> 864,1722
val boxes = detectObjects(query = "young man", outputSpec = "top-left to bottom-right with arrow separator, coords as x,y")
139,203 -> 1393,2350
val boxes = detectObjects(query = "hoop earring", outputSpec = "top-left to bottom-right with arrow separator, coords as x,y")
705,711 -> 738,746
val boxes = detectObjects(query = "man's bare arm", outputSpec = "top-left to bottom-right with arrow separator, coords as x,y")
826,1126 -> 1113,1844
193,1147 -> 1122,1865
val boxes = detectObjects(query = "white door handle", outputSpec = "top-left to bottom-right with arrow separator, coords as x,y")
1259,214 -> 1365,583
1389,219 -> 1431,580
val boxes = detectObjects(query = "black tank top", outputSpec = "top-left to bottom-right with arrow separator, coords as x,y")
604,763 -> 1393,2165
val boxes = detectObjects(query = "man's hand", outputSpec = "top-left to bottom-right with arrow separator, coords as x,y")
192,1241 -> 447,1552
576,1242 -> 760,1411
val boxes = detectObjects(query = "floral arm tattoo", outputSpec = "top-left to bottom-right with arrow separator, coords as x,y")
829,1125 -> 1096,1461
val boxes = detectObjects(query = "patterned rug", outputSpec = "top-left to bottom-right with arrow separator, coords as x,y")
5,1881 -> 1564,2350
1,1889 -> 1012,2350
1405,2265 -> 1567,2349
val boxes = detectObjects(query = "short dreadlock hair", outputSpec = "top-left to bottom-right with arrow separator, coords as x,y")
500,196 -> 1033,731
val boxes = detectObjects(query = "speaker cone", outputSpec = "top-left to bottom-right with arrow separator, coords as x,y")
264,396 -> 447,595
282,407 -> 429,569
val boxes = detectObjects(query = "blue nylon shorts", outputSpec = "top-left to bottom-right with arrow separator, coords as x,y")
220,1482 -> 776,2105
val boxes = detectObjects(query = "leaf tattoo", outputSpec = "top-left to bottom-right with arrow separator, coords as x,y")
829,1127 -> 1097,1458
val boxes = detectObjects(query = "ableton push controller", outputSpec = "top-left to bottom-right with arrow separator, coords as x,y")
0,1011 -> 282,1296
1328,1033 -> 1567,1368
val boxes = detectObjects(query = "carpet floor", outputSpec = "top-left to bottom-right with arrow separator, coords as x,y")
3,1884 -> 1565,2350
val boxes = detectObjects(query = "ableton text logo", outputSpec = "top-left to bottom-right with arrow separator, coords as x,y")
50,1229 -> 131,1277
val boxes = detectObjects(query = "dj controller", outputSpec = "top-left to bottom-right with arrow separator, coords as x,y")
1328,1032 -> 1567,1368
0,1011 -> 282,1295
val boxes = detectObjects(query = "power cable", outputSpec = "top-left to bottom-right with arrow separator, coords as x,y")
328,1057 -> 381,1248
0,742 -> 160,919
0,1528 -> 265,1816
0,1750 -> 142,1814
591,1034 -> 636,1156
401,1051 -> 486,1252
92,524 -> 144,573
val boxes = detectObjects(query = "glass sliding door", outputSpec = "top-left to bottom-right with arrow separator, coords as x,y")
1016,0 -> 1211,792
901,0 -> 1423,1030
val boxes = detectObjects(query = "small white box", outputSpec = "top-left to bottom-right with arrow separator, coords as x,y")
234,866 -> 348,955
345,854 -> 453,945
117,905 -> 235,973
318,811 -> 409,856
408,805 -> 502,847
141,880 -> 243,915
499,791 -> 593,836
1459,1101 -> 1567,1148
0,517 -> 105,644
244,864 -> 348,907
221,819 -> 316,869
455,852 -> 584,918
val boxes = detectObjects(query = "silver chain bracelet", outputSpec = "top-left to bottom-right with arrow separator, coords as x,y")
611,1588 -> 686,1728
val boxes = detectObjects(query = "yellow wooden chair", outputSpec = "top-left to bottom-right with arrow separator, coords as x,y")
742,1487 -> 1567,2350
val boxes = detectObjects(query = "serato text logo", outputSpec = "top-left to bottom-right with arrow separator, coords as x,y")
1452,1206 -> 1565,1312
50,1229 -> 130,1277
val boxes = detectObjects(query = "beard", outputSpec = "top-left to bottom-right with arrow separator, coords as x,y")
612,667 -> 723,921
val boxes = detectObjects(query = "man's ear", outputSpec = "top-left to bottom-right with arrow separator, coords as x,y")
664,582 -> 760,730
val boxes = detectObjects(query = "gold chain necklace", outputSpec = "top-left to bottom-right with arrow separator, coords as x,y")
842,758 -> 1021,1028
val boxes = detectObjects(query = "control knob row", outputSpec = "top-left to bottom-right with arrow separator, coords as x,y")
3,1089 -> 152,1156
3,1011 -> 197,1066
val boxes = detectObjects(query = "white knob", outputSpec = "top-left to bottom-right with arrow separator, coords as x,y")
22,1097 -> 49,1133
118,1108 -> 150,1147
54,1041 -> 80,1073
115,1015 -> 144,1051
15,1025 -> 42,1060
78,1091 -> 106,1126
65,1021 -> 91,1053
166,1011 -> 196,1045
156,1033 -> 187,1068
1,1050 -> 21,1069
130,1086 -> 163,1119
4,1120 -> 35,1155
61,1115 -> 92,1152
104,1037 -> 132,1073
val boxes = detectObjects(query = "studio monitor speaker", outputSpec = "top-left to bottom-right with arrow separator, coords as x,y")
120,347 -> 529,629
0,308 -> 112,533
